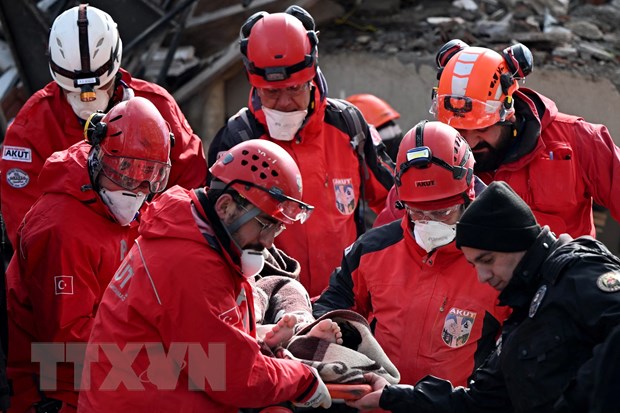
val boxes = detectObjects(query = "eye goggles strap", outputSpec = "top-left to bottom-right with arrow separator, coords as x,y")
227,203 -> 261,234
396,152 -> 470,185
243,48 -> 316,82
49,36 -> 121,85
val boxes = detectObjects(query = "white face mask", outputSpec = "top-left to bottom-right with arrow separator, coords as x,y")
262,106 -> 308,141
413,220 -> 457,253
240,249 -> 265,278
66,90 -> 111,120
99,188 -> 146,226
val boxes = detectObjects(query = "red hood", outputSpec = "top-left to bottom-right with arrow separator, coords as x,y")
139,187 -> 248,279
519,88 -> 558,129
481,88 -> 559,175
138,186 -> 210,246
38,141 -> 111,217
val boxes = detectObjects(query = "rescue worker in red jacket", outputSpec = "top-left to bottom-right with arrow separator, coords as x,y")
377,40 -> 620,238
6,97 -> 172,412
79,139 -> 332,412
314,121 -> 510,387
347,181 -> 620,413
208,6 -> 394,297
0,4 -> 207,248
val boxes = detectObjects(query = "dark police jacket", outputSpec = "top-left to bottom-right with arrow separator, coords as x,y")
379,227 -> 620,413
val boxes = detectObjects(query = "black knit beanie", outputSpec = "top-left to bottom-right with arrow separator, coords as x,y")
456,181 -> 542,252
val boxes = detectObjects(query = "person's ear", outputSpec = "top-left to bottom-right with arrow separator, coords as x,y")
214,194 -> 238,222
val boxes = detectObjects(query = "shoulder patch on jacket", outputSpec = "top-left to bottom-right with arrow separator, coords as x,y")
597,271 -> 620,292
2,146 -> 32,162
6,168 -> 29,188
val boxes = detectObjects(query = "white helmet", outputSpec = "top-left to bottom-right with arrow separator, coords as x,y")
48,4 -> 122,99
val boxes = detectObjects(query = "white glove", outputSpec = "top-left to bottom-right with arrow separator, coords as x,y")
292,366 -> 332,409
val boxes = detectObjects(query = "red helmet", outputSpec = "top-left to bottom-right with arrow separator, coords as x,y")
85,97 -> 171,193
431,47 -> 518,130
240,6 -> 318,89
395,121 -> 474,208
346,94 -> 400,128
209,140 -> 314,224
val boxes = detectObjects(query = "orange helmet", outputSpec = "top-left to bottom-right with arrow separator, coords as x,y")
431,47 -> 519,130
209,140 -> 314,224
240,6 -> 318,89
346,94 -> 400,128
395,121 -> 474,208
85,97 -> 172,194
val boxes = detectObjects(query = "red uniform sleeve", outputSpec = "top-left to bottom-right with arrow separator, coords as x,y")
1,121 -> 48,247
17,219 -> 103,343
575,121 -> 620,222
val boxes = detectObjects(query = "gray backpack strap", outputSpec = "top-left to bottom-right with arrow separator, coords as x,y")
236,109 -> 253,141
226,108 -> 257,143
328,98 -> 367,160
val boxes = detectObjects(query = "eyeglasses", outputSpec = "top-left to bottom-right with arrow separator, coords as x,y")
404,203 -> 463,223
239,204 -> 286,237
254,215 -> 286,237
101,155 -> 171,194
257,82 -> 311,100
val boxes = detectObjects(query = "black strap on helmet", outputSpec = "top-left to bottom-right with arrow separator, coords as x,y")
239,6 -> 318,82
395,120 -> 472,186
49,4 -> 121,89
83,112 -> 107,146
78,4 -> 91,73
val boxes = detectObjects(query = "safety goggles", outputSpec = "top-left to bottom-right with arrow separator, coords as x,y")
404,203 -> 463,223
256,82 -> 311,100
430,94 -> 507,130
239,204 -> 286,237
101,155 -> 171,194
228,179 -> 314,224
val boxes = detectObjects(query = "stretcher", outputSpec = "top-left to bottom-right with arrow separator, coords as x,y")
326,383 -> 372,401
257,383 -> 373,412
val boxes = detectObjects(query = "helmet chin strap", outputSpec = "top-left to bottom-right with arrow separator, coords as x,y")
226,205 -> 260,234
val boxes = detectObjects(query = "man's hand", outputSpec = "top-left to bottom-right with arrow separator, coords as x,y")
293,366 -> 332,409
345,373 -> 390,411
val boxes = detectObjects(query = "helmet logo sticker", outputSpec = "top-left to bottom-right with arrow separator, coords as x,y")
6,168 -> 30,188
415,180 -> 436,188
442,307 -> 476,348
333,178 -> 356,215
